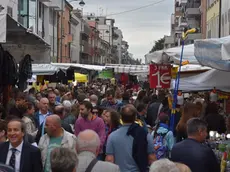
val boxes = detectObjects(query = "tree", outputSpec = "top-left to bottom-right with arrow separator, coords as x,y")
149,37 -> 165,53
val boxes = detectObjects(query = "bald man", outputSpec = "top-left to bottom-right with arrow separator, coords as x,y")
76,130 -> 120,172
34,98 -> 51,129
39,115 -> 77,172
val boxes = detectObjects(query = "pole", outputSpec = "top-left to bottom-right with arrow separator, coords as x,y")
170,40 -> 185,131
60,0 -> 64,63
219,0 -> 222,38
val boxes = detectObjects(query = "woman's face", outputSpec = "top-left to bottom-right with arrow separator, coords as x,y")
104,112 -> 111,125
27,106 -> 35,115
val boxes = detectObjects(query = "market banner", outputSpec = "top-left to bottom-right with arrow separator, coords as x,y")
149,64 -> 172,89
98,69 -> 114,79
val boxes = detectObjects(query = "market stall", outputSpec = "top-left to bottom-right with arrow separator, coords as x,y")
145,44 -> 199,65
195,36 -> 230,71
170,69 -> 230,92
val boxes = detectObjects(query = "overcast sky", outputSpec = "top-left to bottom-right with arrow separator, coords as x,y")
71,0 -> 174,61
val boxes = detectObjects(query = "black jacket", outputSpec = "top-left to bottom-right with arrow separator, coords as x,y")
127,123 -> 148,172
0,141 -> 43,172
171,138 -> 220,172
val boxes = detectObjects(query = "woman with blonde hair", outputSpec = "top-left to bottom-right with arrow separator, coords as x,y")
176,102 -> 200,142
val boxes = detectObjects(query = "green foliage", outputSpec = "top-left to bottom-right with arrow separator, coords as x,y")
149,37 -> 165,53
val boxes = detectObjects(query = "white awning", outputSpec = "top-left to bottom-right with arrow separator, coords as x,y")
195,36 -> 230,71
105,64 -> 210,74
32,64 -> 60,75
171,69 -> 230,92
145,44 -> 199,65
51,63 -> 106,71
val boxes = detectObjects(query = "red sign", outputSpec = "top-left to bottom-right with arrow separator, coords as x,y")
149,64 -> 172,89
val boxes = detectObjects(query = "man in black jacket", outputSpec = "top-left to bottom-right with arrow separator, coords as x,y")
171,118 -> 220,172
0,118 -> 42,172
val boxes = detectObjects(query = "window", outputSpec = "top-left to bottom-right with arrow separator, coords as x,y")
7,6 -> 13,17
49,9 -> 53,24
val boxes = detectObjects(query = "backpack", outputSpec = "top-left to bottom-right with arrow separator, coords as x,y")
153,131 -> 169,159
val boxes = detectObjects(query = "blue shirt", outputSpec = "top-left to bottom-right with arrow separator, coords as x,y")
106,125 -> 154,172
38,111 -> 51,125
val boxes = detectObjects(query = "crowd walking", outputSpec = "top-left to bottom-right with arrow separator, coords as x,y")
0,82 -> 223,172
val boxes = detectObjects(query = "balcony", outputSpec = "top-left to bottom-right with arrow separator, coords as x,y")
45,0 -> 62,10
185,8 -> 201,17
81,24 -> 91,36
175,27 -> 183,33
38,0 -> 51,2
164,36 -> 175,44
187,33 -> 202,40
179,0 -> 187,6
178,16 -> 187,28
80,40 -> 90,55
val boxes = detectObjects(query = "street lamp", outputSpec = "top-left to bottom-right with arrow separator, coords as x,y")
68,0 -> 85,6
79,0 -> 85,7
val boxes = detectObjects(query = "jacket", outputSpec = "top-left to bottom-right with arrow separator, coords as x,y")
77,151 -> 120,172
127,123 -> 148,172
38,129 -> 77,165
0,141 -> 42,172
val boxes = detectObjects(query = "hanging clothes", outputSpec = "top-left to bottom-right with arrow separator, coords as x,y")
18,54 -> 33,91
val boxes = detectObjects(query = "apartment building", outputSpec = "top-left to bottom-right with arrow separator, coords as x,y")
164,0 -> 203,48
206,0 -> 220,38
221,0 -> 230,37
113,27 -> 123,64
1,0 -> 18,21
70,12 -> 80,63
57,1 -> 72,63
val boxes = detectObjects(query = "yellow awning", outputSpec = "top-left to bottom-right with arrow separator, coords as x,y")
75,73 -> 88,83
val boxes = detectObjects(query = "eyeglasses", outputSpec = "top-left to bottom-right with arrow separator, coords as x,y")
92,111 -> 98,114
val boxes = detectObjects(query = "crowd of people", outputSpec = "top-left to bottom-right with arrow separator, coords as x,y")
0,82 -> 224,172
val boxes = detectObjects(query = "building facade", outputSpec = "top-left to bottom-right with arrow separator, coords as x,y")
57,1 -> 72,63
206,0 -> 220,38
221,0 -> 230,37
164,0 -> 203,48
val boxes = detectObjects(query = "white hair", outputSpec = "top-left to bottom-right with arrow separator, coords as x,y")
150,159 -> 180,172
76,129 -> 100,154
90,94 -> 98,102
63,100 -> 72,108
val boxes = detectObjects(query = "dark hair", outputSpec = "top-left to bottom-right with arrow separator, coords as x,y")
15,92 -> 25,100
26,102 -> 34,110
107,109 -> 121,128
29,87 -> 36,94
80,101 -> 93,111
120,105 -> 137,123
187,118 -> 207,136
153,113 -> 169,138
122,92 -> 130,101
0,119 -> 7,133
142,96 -> 150,104
136,90 -> 146,101
137,103 -> 147,113
7,118 -> 26,133
54,106 -> 65,115
106,90 -> 115,98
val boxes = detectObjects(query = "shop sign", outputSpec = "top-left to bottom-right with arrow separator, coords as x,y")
149,64 -> 172,89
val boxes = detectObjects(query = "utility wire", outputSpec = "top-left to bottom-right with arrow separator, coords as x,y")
106,0 -> 167,16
